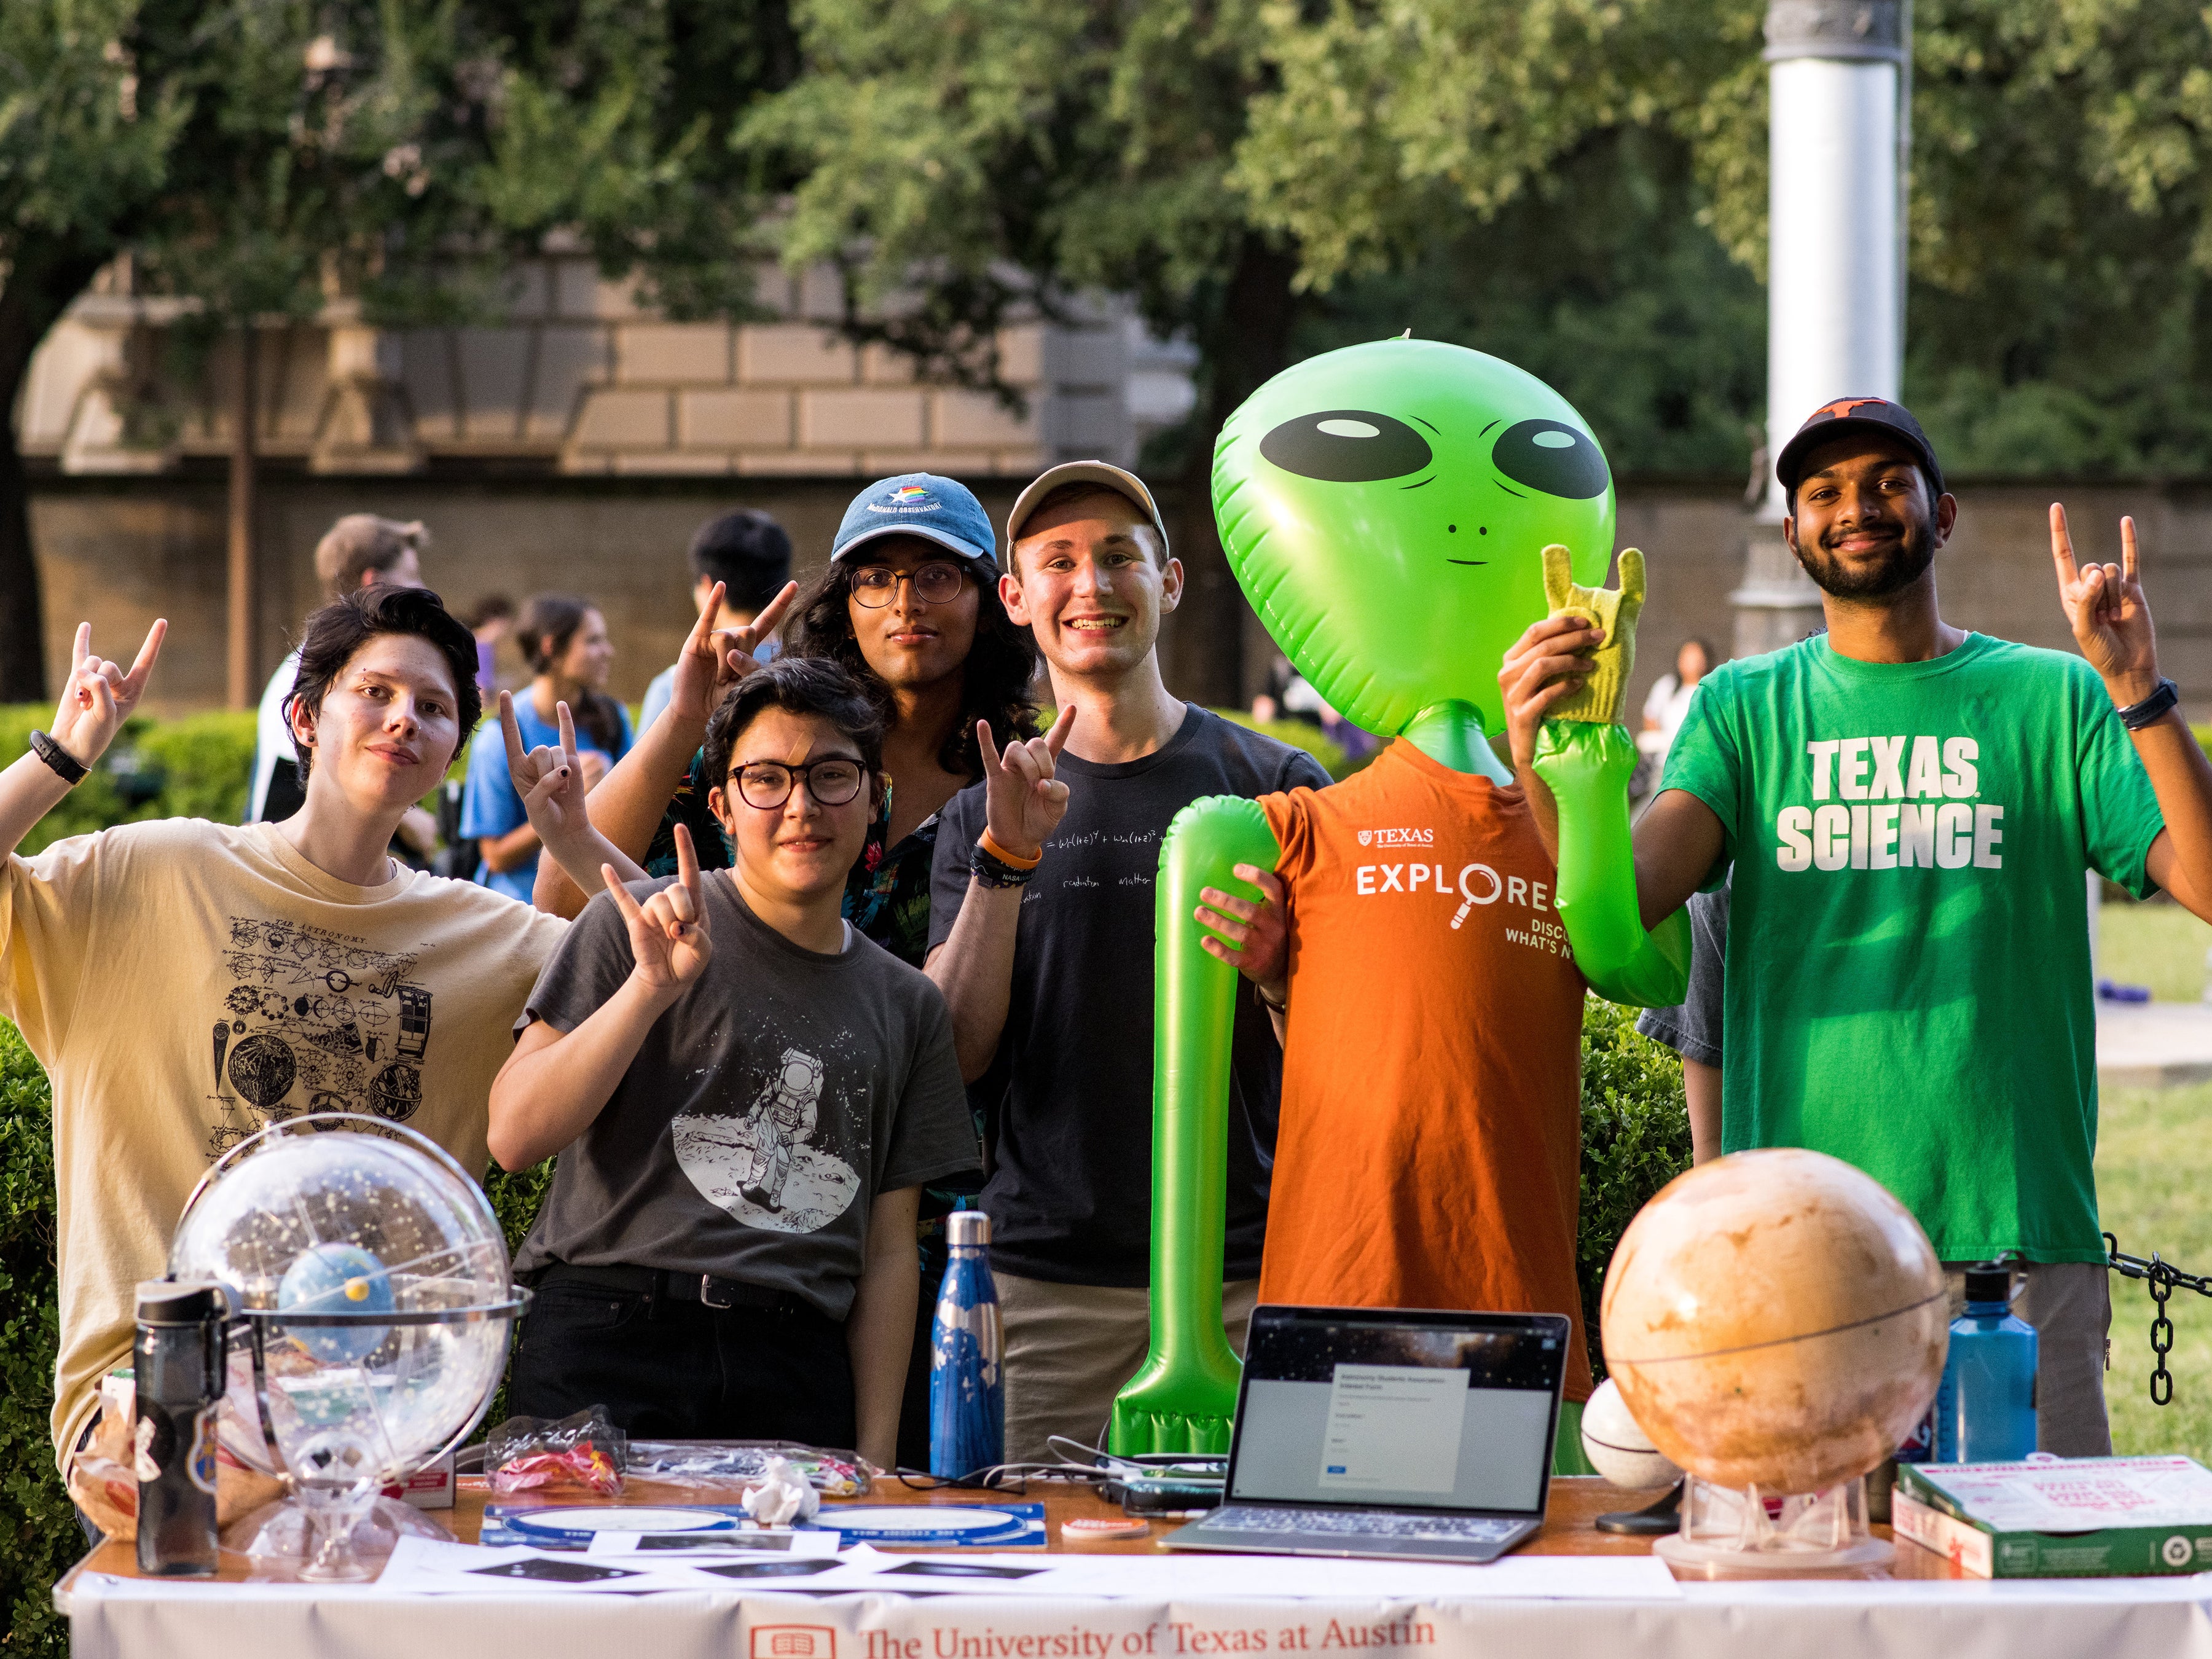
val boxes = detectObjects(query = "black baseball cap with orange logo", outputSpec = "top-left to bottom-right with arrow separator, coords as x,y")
1775,397 -> 1945,501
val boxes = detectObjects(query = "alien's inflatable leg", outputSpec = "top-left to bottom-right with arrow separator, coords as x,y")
1110,794 -> 1284,1455
1532,720 -> 1690,1007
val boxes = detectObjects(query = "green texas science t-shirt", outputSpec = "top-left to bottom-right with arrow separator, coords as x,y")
1661,632 -> 2165,1263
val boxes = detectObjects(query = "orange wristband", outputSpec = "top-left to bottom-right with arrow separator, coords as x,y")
979,829 -> 1042,869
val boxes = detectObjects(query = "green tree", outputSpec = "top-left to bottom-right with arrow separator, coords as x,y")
1236,0 -> 2212,480
0,1 -> 799,704
739,0 -> 1304,704
736,1 -> 1767,699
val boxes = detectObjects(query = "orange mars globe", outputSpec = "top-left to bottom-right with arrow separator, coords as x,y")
1599,1148 -> 1947,1495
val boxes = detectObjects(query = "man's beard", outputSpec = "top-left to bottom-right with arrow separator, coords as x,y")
1795,519 -> 1936,600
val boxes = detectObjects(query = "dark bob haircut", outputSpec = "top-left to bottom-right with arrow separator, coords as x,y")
702,656 -> 887,802
286,586 -> 482,779
788,557 -> 1038,780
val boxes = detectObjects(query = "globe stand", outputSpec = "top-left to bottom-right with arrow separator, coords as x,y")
224,1492 -> 453,1580
1653,1475 -> 1892,1577
1595,1478 -> 1682,1537
171,1116 -> 529,1583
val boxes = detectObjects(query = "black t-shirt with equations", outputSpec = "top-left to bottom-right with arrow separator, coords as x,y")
929,704 -> 1332,1288
514,874 -> 979,1319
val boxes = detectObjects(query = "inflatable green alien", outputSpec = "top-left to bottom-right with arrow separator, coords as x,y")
1107,337 -> 1691,1455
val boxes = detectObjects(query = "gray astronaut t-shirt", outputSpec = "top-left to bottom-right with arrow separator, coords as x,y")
512,873 -> 978,1319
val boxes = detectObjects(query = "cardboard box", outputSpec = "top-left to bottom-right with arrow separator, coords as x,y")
1894,1454 -> 2212,1577
381,1449 -> 455,1511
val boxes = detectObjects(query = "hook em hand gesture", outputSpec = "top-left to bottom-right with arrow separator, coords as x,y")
605,821 -> 713,994
979,705 -> 1075,860
2051,503 -> 2160,707
501,690 -> 589,842
665,579 -> 802,728
50,619 -> 167,767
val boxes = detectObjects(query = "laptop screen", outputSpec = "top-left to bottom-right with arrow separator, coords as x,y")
1225,1308 -> 1567,1516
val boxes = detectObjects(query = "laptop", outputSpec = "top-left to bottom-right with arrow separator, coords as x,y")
1162,1304 -> 1570,1564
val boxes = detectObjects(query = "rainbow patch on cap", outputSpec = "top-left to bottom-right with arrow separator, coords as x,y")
869,484 -> 938,514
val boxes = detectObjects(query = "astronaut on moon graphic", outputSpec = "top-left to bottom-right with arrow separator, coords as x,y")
740,1047 -> 823,1211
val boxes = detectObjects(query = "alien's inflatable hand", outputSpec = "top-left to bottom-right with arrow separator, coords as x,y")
1542,544 -> 1644,724
1532,722 -> 1690,1006
1530,547 -> 1683,1008
1112,794 -> 1283,1455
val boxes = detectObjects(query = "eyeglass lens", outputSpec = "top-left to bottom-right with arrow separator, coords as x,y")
735,758 -> 865,809
852,563 -> 965,607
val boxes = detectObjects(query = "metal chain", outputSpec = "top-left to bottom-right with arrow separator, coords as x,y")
2105,1233 -> 2212,1405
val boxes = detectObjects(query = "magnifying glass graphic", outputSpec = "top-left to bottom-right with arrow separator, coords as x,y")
1451,863 -> 1501,930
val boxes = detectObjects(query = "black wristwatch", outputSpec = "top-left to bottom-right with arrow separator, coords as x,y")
27,729 -> 90,785
2117,677 -> 2181,731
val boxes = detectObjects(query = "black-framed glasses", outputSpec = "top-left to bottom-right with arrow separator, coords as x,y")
731,756 -> 866,810
850,562 -> 966,608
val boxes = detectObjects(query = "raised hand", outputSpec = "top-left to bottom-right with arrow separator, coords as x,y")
50,619 -> 167,767
1497,614 -> 1604,774
605,822 -> 713,993
1539,544 -> 1644,724
2052,504 -> 2159,705
979,705 -> 1075,860
502,691 -> 589,843
1194,863 -> 1289,1000
665,579 -> 803,728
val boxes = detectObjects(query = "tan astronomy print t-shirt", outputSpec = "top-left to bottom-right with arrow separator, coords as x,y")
0,818 -> 568,1462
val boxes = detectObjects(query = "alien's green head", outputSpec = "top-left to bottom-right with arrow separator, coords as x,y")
1214,338 -> 1615,739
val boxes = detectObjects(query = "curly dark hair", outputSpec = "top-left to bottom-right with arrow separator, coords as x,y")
788,556 -> 1040,779
702,656 -> 887,797
286,586 -> 480,779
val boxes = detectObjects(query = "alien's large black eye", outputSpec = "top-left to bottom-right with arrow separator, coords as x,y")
1259,410 -> 1433,483
1491,419 -> 1608,499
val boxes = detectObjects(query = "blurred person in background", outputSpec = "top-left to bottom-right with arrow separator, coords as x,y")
1642,637 -> 1714,747
466,594 -> 516,694
463,594 -> 632,901
1634,637 -> 1715,807
249,515 -> 431,828
638,509 -> 795,734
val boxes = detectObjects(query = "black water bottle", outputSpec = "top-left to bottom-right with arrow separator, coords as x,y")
133,1280 -> 226,1575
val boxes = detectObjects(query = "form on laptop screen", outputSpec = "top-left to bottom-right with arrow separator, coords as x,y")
1227,1311 -> 1564,1515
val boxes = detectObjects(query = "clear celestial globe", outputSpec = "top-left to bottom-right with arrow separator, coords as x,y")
168,1116 -> 517,1497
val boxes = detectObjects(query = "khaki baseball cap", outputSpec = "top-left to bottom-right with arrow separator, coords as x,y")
1004,461 -> 1171,562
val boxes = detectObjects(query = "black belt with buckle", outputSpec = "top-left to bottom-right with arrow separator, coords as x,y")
543,1261 -> 812,1314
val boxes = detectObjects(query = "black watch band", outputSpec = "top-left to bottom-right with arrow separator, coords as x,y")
28,729 -> 90,785
2118,677 -> 2181,731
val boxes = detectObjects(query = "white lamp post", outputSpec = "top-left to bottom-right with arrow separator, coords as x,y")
1732,0 -> 1909,657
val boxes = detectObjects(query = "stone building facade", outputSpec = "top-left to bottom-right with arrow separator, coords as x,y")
17,256 -> 2212,720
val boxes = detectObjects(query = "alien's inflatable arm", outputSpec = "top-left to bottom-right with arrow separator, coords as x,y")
1108,795 -> 1280,1454
1530,544 -> 1691,1008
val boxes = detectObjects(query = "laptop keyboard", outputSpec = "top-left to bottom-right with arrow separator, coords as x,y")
1202,1506 -> 1522,1542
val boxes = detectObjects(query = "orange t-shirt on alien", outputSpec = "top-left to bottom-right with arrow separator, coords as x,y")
1257,738 -> 1593,1400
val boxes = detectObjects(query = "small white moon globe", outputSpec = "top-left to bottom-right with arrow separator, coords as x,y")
1581,1378 -> 1681,1490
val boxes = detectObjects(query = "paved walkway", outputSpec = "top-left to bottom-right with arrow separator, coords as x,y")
2099,1000 -> 2212,1088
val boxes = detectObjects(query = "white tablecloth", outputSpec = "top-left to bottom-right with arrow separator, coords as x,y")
64,1571 -> 2212,1659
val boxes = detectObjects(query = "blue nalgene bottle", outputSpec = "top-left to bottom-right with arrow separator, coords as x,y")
1934,1259 -> 2038,1462
930,1210 -> 1005,1477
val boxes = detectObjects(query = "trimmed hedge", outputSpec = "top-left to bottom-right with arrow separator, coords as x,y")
0,706 -> 258,855
1577,998 -> 1694,1379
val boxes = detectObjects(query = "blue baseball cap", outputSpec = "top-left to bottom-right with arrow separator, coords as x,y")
831,474 -> 998,571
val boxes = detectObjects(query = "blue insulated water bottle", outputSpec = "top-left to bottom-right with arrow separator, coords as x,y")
1934,1259 -> 2039,1462
930,1210 -> 1005,1477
